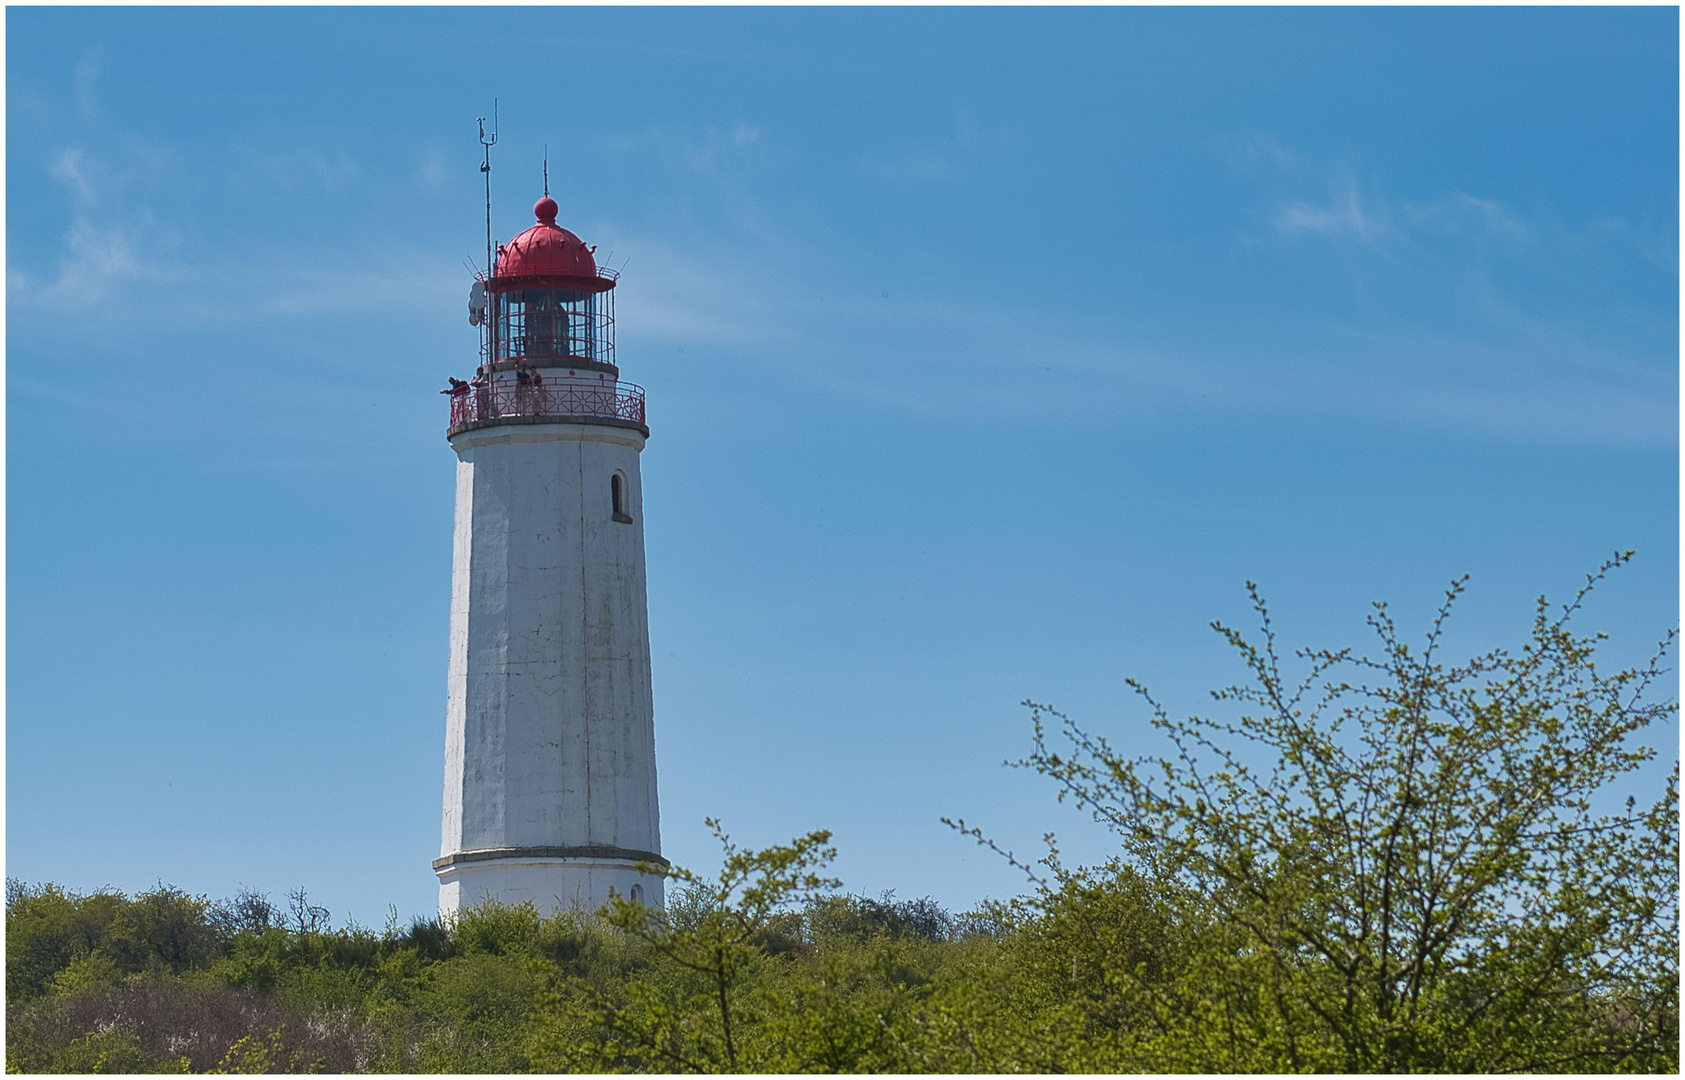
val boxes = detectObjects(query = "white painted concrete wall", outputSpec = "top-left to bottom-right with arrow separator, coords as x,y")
438,858 -> 665,916
439,419 -> 663,916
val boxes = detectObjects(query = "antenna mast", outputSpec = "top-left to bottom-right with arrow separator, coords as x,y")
478,102 -> 498,279
475,104 -> 500,369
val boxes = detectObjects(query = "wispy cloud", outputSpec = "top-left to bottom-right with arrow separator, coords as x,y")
1238,136 -> 1569,263
13,132 -> 410,320
247,148 -> 362,192
1203,134 -> 1674,441
48,148 -> 98,203
601,122 -> 788,251
605,231 -> 792,349
852,103 -> 1018,190
1401,191 -> 1529,242
12,146 -> 185,308
74,46 -> 104,119
13,102 -> 1670,454
855,149 -> 956,185
1214,130 -> 1297,173
60,215 -> 147,283
416,150 -> 448,189
593,192 -> 1674,450
609,122 -> 768,177
1275,173 -> 1386,243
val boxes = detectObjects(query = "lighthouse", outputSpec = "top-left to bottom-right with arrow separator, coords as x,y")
435,187 -> 665,916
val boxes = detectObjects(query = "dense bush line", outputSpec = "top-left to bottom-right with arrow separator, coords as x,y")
8,853 -> 1673,1073
4,877 -> 1014,1073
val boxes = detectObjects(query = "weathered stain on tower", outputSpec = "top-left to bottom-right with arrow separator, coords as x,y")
436,190 -> 664,916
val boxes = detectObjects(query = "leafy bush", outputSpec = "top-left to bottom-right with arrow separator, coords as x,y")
6,980 -> 373,1073
993,554 -> 1679,1071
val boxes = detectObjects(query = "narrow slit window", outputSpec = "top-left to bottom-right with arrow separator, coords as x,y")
612,472 -> 632,523
630,883 -> 644,904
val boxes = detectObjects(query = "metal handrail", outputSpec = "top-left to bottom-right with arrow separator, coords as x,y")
448,377 -> 646,428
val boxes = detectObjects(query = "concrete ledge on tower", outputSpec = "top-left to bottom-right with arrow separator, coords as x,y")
434,844 -> 669,870
448,413 -> 650,440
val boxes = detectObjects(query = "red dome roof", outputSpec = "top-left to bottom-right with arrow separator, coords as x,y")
493,197 -> 607,287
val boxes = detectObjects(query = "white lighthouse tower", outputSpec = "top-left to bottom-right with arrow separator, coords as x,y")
435,186 -> 665,916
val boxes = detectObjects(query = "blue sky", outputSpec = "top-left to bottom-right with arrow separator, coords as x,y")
7,7 -> 1678,925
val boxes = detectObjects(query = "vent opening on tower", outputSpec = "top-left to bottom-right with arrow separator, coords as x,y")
612,471 -> 633,524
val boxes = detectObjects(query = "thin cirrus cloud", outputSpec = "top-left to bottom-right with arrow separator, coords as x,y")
1400,192 -> 1529,242
1219,141 -> 1675,443
1274,173 -> 1387,244
11,134 -> 451,328
416,150 -> 449,189
1275,192 -> 1381,242
1241,136 -> 1528,253
11,152 -> 183,309
73,45 -> 104,120
14,113 -> 1673,452
246,148 -> 363,193
604,178 -> 1675,449
603,122 -> 1674,446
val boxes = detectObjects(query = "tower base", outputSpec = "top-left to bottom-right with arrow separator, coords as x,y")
436,848 -> 667,918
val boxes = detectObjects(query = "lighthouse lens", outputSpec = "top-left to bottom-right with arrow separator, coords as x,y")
496,289 -> 604,364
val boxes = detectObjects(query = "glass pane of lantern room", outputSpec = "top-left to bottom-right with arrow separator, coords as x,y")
563,292 -> 577,357
555,302 -> 571,361
534,308 -> 559,357
501,293 -> 525,359
556,307 -> 573,359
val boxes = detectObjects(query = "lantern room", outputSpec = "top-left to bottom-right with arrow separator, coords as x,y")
451,189 -> 645,436
486,195 -> 618,368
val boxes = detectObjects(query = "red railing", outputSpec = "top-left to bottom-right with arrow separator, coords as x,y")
448,377 -> 646,428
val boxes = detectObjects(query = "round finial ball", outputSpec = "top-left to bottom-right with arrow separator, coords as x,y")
534,196 -> 559,224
